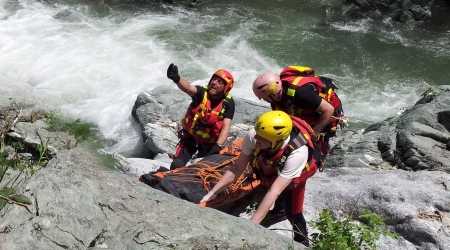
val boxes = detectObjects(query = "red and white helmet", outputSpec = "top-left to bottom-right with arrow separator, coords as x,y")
252,72 -> 282,100
212,69 -> 234,95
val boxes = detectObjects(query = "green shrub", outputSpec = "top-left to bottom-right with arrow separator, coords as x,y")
96,152 -> 119,170
46,112 -> 96,142
311,209 -> 397,250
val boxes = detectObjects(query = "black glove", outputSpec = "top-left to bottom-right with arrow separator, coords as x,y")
207,143 -> 222,155
167,63 -> 180,83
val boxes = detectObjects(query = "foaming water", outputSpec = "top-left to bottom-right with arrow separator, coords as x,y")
331,18 -> 372,33
0,1 -> 175,153
0,0 -> 446,154
336,76 -> 425,124
0,1 -> 276,154
332,17 -> 450,58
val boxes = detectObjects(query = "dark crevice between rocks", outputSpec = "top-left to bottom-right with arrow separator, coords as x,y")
98,202 -> 115,212
434,203 -> 450,213
132,230 -> 176,248
55,225 -> 86,246
98,202 -> 115,218
437,111 -> 450,133
133,231 -> 162,245
429,0 -> 450,31
88,229 -> 108,248
33,223 -> 69,249
378,136 -> 397,164
395,222 -> 438,247
0,224 -> 13,234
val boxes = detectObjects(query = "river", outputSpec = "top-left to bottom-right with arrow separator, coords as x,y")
1,0 -> 449,154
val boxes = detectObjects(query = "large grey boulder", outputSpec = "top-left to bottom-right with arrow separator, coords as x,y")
132,85 -> 268,156
0,147 -> 303,249
326,86 -> 450,172
305,167 -> 450,249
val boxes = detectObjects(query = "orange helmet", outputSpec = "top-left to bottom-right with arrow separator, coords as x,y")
212,69 -> 234,94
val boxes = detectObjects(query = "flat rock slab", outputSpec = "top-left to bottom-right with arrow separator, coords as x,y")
0,147 -> 302,250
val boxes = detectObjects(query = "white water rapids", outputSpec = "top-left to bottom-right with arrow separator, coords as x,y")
0,0 -> 428,154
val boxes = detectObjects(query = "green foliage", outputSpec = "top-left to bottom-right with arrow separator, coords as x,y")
96,152 -> 119,170
46,112 -> 96,141
0,187 -> 15,210
311,209 -> 398,250
9,141 -> 24,152
0,187 -> 32,210
0,143 -> 39,211
7,193 -> 32,205
46,112 -> 116,169
36,138 -> 49,167
358,209 -> 399,244
0,151 -> 18,170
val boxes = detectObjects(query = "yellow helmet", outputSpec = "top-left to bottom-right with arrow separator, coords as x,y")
255,111 -> 293,149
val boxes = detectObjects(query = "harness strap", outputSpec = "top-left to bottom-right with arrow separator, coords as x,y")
189,91 -> 209,132
276,132 -> 307,172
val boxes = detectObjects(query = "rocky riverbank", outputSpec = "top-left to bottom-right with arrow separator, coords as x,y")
0,100 -> 302,249
0,85 -> 449,249
131,85 -> 450,249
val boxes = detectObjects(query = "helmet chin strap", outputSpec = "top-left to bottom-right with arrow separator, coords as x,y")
272,140 -> 283,150
272,87 -> 282,101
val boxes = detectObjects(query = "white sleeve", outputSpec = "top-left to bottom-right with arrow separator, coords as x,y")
241,128 -> 256,156
278,145 -> 308,179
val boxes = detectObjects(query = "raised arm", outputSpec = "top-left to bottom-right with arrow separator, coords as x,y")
167,63 -> 197,97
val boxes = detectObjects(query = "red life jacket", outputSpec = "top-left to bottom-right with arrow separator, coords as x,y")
252,116 -> 319,184
277,67 -> 344,133
182,89 -> 231,143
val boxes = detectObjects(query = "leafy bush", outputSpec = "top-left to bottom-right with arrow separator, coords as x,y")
311,209 -> 397,250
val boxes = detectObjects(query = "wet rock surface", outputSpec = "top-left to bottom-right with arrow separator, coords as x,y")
326,86 -> 450,172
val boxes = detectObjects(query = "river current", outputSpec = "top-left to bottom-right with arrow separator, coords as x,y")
1,0 -> 449,154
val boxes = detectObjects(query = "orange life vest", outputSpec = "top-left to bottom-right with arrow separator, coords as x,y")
182,89 -> 231,143
276,66 -> 344,134
252,116 -> 318,184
